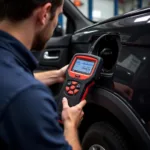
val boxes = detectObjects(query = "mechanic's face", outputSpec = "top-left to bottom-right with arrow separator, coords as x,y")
32,2 -> 63,51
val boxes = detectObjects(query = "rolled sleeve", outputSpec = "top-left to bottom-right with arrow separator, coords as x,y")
3,85 -> 72,150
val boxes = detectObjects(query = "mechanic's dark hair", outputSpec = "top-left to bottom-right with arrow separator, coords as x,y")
0,0 -> 63,21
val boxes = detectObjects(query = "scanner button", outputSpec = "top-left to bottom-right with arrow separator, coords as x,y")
68,90 -> 74,95
70,85 -> 76,90
76,84 -> 81,89
72,81 -> 78,85
75,74 -> 80,78
66,86 -> 70,91
67,81 -> 72,86
74,89 -> 79,94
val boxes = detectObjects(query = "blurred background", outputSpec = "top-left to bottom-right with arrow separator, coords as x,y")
71,0 -> 150,22
58,0 -> 150,32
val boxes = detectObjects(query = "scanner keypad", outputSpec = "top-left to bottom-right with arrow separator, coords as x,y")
66,81 -> 80,95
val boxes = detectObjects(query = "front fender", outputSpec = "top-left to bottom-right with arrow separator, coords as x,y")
86,88 -> 150,150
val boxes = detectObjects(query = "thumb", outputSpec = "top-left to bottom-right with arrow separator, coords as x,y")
77,100 -> 86,109
62,97 -> 69,109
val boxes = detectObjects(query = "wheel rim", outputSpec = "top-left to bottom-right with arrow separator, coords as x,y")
89,144 -> 106,150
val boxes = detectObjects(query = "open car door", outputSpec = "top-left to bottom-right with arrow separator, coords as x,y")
31,0 -> 92,96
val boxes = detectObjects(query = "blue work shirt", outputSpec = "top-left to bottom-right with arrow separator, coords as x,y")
0,30 -> 72,150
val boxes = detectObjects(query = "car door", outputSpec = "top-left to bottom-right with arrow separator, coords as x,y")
32,0 -> 92,96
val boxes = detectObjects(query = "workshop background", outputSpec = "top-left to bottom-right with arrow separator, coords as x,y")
71,0 -> 150,21
59,0 -> 150,30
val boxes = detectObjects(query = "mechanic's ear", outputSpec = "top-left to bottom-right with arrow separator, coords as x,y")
37,3 -> 51,25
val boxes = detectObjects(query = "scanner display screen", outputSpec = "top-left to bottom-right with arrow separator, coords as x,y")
72,59 -> 95,74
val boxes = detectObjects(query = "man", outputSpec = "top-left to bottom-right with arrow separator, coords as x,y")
0,0 -> 86,150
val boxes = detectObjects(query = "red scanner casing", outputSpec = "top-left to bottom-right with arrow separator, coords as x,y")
57,53 -> 103,117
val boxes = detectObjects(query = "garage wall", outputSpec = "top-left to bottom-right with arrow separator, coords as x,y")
75,0 -> 114,21
120,0 -> 149,14
72,0 -> 150,22
93,0 -> 114,21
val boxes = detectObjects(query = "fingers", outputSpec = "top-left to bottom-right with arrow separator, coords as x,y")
65,64 -> 69,68
81,111 -> 84,119
62,65 -> 69,71
58,77 -> 65,83
60,65 -> 69,74
78,111 -> 84,125
62,97 -> 69,109
77,100 -> 86,109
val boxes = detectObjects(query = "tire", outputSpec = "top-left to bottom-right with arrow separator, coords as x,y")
82,122 -> 129,150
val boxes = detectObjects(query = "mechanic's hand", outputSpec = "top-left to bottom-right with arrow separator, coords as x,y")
57,65 -> 69,83
62,97 -> 86,129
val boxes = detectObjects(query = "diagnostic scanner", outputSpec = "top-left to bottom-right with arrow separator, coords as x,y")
57,53 -> 103,117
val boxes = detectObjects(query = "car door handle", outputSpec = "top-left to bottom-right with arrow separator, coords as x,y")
43,51 -> 59,60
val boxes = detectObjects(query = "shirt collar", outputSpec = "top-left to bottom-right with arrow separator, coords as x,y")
0,30 -> 38,71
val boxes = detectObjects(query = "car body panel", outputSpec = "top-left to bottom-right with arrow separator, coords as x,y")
71,8 -> 150,127
86,88 -> 150,150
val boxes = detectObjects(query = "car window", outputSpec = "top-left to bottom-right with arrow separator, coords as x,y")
53,14 -> 68,37
59,14 -> 67,34
70,0 -> 150,22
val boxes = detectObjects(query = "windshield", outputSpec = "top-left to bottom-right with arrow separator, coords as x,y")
71,0 -> 150,22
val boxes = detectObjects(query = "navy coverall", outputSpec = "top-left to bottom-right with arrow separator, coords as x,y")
0,30 -> 72,150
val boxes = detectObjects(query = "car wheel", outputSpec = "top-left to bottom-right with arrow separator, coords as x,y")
82,122 -> 129,150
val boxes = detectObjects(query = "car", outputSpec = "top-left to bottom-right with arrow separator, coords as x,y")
32,0 -> 150,150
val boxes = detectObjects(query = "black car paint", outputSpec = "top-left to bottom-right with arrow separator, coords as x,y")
71,8 -> 150,121
70,8 -> 150,149
86,88 -> 150,150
